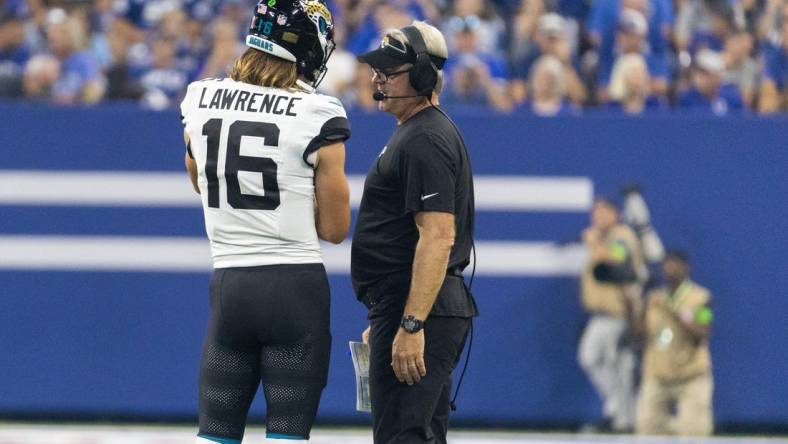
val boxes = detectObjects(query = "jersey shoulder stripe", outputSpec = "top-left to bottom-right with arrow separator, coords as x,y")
303,116 -> 351,167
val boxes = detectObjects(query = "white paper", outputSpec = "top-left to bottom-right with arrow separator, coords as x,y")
348,341 -> 371,412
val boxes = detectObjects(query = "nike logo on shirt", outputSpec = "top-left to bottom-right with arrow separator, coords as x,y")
420,193 -> 439,201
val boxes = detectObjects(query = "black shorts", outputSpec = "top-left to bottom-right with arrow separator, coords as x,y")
197,263 -> 331,442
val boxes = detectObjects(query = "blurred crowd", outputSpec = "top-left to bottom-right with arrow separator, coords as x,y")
0,0 -> 786,115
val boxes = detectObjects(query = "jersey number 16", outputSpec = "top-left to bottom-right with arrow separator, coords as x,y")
202,118 -> 281,210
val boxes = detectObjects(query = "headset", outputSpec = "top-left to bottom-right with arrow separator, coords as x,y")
400,25 -> 440,97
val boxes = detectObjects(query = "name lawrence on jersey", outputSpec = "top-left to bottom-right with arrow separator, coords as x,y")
197,86 -> 302,116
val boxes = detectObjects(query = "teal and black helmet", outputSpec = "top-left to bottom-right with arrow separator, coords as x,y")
246,0 -> 335,87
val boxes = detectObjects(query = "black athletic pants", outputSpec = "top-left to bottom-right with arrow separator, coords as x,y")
365,275 -> 471,444
198,263 -> 331,442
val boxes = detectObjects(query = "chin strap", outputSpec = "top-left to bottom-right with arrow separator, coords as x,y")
295,79 -> 316,93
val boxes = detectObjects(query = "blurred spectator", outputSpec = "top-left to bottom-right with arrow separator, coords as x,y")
441,20 -> 512,111
184,0 -> 240,24
740,0 -> 769,37
87,0 -> 116,68
114,0 -> 181,31
158,9 -> 203,79
105,0 -> 172,71
678,49 -> 745,114
138,33 -> 188,110
335,0 -> 374,38
195,17 -> 242,80
588,0 -> 673,100
0,13 -> 30,97
317,22 -> 357,100
1,0 -> 30,19
89,0 -> 117,34
184,0 -> 215,23
636,251 -> 714,436
22,54 -> 59,100
509,0 -> 547,66
346,1 -> 417,55
758,0 -> 786,40
597,9 -> 669,101
511,13 -> 587,105
214,0 -> 248,27
4,0 -> 786,113
675,0 -> 744,53
545,0 -> 593,22
318,48 -> 356,98
104,23 -> 144,101
443,0 -> 507,55
758,1 -> 787,113
695,1 -> 741,53
346,62 -> 378,111
605,53 -> 668,114
518,54 -> 579,115
722,30 -> 758,107
45,9 -> 104,104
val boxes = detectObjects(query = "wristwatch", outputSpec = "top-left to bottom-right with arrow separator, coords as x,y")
400,315 -> 425,333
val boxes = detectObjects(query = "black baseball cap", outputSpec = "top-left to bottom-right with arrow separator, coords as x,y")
357,34 -> 417,69
357,33 -> 446,70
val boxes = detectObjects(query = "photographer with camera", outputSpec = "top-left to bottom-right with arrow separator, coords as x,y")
578,197 -> 645,433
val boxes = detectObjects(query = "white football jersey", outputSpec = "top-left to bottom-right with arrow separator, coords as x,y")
181,78 -> 350,268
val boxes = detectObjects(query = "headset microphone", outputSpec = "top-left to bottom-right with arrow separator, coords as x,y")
372,91 -> 422,101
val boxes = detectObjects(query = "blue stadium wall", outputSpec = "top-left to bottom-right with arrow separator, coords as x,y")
1,102 -> 787,429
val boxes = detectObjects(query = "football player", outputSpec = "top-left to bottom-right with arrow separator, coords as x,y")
180,1 -> 350,442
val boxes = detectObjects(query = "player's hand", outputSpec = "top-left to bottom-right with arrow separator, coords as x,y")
391,328 -> 427,385
362,326 -> 370,344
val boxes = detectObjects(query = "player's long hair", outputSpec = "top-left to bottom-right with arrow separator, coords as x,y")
230,48 -> 298,90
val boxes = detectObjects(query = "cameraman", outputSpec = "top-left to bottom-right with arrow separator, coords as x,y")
578,197 -> 645,433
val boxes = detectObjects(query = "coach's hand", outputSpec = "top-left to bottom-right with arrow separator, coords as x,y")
391,328 -> 427,385
362,326 -> 370,344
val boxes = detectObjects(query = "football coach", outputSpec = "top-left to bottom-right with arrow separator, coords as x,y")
351,20 -> 478,444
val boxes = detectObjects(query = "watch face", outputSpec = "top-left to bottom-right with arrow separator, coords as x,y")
402,316 -> 421,332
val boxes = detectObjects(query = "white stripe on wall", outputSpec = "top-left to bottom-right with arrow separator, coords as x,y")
0,171 -> 592,211
0,171 -> 198,207
0,236 -> 586,276
473,176 -> 592,211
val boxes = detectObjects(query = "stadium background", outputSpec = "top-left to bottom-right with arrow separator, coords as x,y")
1,102 -> 787,434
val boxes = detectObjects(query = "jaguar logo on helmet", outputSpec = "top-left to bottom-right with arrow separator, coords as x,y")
306,1 -> 332,35
245,0 -> 336,88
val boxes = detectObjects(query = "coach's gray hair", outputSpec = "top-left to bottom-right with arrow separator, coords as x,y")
386,21 -> 448,94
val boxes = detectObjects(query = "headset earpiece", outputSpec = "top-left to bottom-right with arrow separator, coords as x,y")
401,26 -> 438,97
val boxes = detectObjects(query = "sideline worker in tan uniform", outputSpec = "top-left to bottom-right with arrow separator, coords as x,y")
636,250 -> 714,436
578,197 -> 645,432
